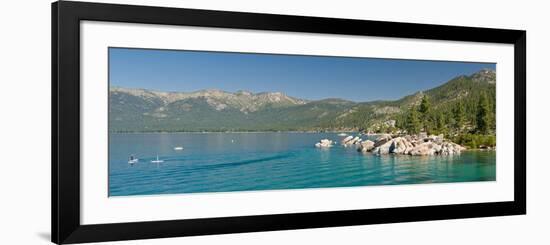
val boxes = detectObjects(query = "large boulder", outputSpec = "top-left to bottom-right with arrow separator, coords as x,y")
315,139 -> 333,148
343,136 -> 361,147
390,137 -> 415,154
373,139 -> 394,155
341,136 -> 353,145
357,140 -> 375,152
371,137 -> 415,155
423,134 -> 444,144
438,142 -> 466,155
409,142 -> 441,156
374,134 -> 392,147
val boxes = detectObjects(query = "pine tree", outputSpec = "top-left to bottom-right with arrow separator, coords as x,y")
405,105 -> 421,134
418,95 -> 431,132
419,95 -> 431,115
476,93 -> 491,134
433,113 -> 446,135
453,101 -> 466,132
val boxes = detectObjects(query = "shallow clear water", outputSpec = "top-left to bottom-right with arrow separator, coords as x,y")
108,132 -> 496,196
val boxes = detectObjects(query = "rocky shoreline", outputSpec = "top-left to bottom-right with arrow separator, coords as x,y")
315,133 -> 466,156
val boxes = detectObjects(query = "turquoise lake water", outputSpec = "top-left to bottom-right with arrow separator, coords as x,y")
108,132 -> 496,197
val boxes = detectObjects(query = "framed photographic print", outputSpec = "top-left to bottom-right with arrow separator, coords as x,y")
52,1 -> 526,244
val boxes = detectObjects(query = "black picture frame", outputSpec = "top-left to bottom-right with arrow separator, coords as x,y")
52,1 -> 526,244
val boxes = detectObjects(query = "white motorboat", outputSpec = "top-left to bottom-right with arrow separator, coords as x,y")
151,155 -> 164,164
174,146 -> 184,151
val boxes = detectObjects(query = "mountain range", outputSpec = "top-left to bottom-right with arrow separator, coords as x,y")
109,69 -> 496,132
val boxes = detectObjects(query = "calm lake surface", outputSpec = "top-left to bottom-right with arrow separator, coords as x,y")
109,132 -> 496,196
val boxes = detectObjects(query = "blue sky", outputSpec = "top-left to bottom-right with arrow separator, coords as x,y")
109,47 -> 495,102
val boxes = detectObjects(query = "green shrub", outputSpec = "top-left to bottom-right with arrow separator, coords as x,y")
452,134 -> 496,149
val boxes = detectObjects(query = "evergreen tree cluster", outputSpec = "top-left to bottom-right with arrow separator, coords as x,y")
401,93 -> 495,137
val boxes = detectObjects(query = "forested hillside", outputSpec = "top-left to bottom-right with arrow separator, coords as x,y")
109,69 -> 496,146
